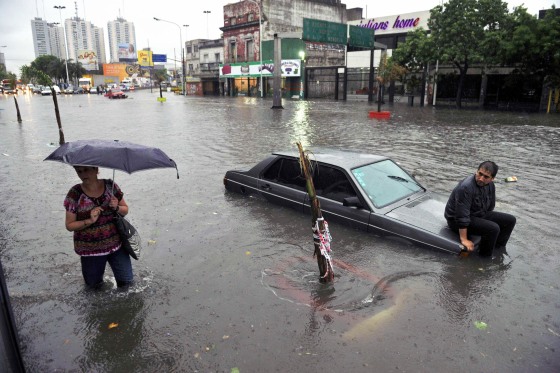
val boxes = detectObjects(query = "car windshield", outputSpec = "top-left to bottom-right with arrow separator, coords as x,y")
351,159 -> 423,208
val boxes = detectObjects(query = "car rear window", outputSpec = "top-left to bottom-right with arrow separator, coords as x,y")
263,158 -> 306,190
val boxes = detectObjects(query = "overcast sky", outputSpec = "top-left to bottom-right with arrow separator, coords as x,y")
1,0 -> 557,75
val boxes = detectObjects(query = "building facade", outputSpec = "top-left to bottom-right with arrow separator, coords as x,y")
107,18 -> 137,63
31,18 -> 53,57
220,0 -> 355,97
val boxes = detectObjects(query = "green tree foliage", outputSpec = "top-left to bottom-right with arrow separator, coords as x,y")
152,68 -> 169,85
502,6 -> 560,86
25,55 -> 85,84
391,28 -> 433,72
428,0 -> 510,107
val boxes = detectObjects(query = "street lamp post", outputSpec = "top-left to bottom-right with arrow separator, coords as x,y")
203,11 -> 211,39
154,17 -> 186,96
183,24 -> 189,95
54,5 -> 70,86
247,0 -> 263,98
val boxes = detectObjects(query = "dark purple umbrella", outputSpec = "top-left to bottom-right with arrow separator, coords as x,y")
44,139 -> 179,180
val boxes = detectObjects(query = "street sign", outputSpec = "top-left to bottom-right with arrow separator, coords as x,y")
303,18 -> 347,44
153,54 -> 167,63
348,25 -> 375,49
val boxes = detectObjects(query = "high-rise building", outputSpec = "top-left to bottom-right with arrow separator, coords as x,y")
31,17 -> 52,57
107,17 -> 136,62
49,25 -> 67,60
64,17 -> 94,62
91,26 -> 107,64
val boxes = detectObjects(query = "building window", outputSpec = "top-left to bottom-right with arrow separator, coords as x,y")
229,42 -> 236,63
215,53 -> 221,63
230,17 -> 236,25
187,45 -> 192,54
203,53 -> 209,63
188,64 -> 193,72
194,45 -> 198,53
248,13 -> 254,22
246,40 -> 254,62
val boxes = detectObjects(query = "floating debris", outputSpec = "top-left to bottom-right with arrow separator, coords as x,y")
474,321 -> 487,330
108,322 -> 119,329
504,176 -> 518,182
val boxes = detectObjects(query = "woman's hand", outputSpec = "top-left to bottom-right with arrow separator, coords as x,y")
90,207 -> 103,223
109,196 -> 119,211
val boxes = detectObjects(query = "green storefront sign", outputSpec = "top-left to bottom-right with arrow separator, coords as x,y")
348,25 -> 375,49
303,18 -> 347,44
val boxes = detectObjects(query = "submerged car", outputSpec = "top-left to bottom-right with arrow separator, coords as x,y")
104,88 -> 127,99
224,149 -> 480,255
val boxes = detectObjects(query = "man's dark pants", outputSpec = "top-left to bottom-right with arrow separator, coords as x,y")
447,211 -> 516,256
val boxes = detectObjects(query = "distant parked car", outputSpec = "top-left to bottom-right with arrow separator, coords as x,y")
41,86 -> 61,95
224,149 -> 482,255
89,86 -> 98,94
32,86 -> 43,94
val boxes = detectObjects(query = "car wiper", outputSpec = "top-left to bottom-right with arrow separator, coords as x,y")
387,175 -> 409,182
387,175 -> 426,192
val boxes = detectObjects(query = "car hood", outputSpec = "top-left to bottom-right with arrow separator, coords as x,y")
386,192 -> 448,235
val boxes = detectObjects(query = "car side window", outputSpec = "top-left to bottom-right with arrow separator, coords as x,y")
263,158 -> 307,190
314,165 -> 356,203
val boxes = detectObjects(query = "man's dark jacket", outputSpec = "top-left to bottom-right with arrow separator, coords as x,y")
444,174 -> 495,228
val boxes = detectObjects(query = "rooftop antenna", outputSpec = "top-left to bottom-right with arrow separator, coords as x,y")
74,1 -> 79,19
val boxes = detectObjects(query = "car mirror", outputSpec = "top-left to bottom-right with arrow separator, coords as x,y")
343,196 -> 363,208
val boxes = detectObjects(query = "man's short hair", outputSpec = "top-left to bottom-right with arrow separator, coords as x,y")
478,161 -> 498,177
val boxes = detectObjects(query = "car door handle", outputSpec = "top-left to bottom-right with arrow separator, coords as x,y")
261,184 -> 271,191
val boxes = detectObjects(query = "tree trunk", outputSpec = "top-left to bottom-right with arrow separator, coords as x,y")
51,87 -> 65,144
479,65 -> 488,109
455,61 -> 468,109
13,96 -> 22,123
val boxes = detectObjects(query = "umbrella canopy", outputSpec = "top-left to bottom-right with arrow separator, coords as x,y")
44,139 -> 179,178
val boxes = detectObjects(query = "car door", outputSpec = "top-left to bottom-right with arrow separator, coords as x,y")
258,157 -> 307,212
303,164 -> 372,231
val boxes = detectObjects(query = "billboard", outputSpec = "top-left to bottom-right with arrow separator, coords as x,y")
219,60 -> 301,78
137,50 -> 153,67
77,49 -> 98,71
118,43 -> 137,63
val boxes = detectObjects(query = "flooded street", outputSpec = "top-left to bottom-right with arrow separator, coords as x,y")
1,90 -> 559,372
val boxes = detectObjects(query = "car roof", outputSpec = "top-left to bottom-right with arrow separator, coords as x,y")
272,148 -> 389,170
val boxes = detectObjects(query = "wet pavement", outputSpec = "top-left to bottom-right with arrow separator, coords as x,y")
1,90 -> 559,372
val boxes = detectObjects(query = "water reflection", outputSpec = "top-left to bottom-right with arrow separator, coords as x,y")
78,292 -> 145,372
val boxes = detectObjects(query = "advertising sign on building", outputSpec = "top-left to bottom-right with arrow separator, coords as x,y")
137,50 -> 153,66
219,60 -> 301,78
78,49 -> 98,71
118,43 -> 137,63
348,10 -> 430,36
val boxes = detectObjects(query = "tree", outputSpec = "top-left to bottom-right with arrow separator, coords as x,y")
502,5 -> 560,86
152,68 -> 169,98
428,0 -> 510,108
376,54 -> 407,105
20,66 -> 65,144
27,55 -> 84,85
